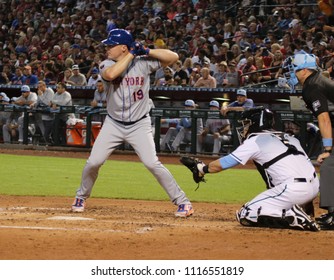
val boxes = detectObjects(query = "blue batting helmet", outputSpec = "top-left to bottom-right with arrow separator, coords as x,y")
101,29 -> 133,48
282,53 -> 318,91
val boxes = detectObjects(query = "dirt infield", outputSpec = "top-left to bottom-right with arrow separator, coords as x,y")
0,147 -> 333,260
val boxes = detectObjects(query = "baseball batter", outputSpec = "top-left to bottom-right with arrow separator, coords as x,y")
183,107 -> 320,231
71,29 -> 194,217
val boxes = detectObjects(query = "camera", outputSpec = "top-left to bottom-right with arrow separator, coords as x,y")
262,47 -> 269,56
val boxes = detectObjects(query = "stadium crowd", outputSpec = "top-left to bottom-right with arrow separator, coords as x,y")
0,0 -> 329,150
0,0 -> 332,89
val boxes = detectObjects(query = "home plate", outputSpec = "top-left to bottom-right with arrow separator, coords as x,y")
47,216 -> 95,221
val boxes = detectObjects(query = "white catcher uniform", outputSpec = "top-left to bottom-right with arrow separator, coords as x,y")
232,131 -> 319,223
75,56 -> 191,206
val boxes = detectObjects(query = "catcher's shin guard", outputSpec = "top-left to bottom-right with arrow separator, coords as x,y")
257,215 -> 291,229
236,206 -> 258,227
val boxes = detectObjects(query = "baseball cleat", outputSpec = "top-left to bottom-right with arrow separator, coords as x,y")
71,197 -> 85,212
315,212 -> 334,224
316,213 -> 334,230
175,204 -> 194,217
290,204 -> 320,232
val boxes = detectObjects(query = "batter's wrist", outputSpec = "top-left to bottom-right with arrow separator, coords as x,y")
323,148 -> 333,154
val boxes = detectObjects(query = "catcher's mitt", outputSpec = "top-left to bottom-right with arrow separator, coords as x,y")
180,156 -> 206,190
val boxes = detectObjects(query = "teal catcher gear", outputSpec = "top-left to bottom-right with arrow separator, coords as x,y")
101,29 -> 133,48
283,53 -> 318,91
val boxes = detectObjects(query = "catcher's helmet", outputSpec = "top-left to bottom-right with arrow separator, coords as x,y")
282,53 -> 318,91
101,29 -> 133,48
237,106 -> 274,142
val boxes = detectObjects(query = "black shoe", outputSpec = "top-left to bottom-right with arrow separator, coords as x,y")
290,205 -> 321,231
315,212 -> 334,225
320,222 -> 334,230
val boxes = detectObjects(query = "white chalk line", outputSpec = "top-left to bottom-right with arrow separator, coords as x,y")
46,216 -> 95,221
0,225 -> 125,232
0,206 -> 70,212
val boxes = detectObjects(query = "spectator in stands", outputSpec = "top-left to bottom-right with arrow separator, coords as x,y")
253,57 -> 272,85
240,56 -> 257,86
36,81 -> 55,144
237,47 -> 253,71
194,67 -> 217,88
87,68 -> 101,87
197,100 -> 232,155
192,48 -> 210,65
173,60 -> 188,86
23,65 -> 39,86
67,64 -> 87,86
188,67 -> 201,87
223,23 -> 234,43
10,67 -> 26,85
0,65 -> 13,85
254,44 -> 273,68
62,68 -> 73,86
221,88 -> 254,116
51,82 -> 73,145
40,61 -> 55,85
225,61 -> 242,87
270,50 -> 285,79
231,44 -> 243,64
182,57 -> 193,77
155,66 -> 175,87
214,61 -> 229,88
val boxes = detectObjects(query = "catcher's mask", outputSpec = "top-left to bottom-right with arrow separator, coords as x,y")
282,53 -> 318,91
101,28 -> 133,49
236,106 -> 274,143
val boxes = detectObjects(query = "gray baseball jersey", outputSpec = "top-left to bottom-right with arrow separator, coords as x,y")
75,56 -> 191,206
37,88 -> 54,121
205,118 -> 230,134
100,57 -> 158,122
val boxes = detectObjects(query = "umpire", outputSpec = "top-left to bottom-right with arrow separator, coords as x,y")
284,53 -> 334,230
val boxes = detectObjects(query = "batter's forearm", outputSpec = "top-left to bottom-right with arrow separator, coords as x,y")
148,49 -> 179,67
103,53 -> 134,81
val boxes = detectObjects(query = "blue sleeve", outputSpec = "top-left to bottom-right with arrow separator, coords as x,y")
228,101 -> 237,107
31,76 -> 39,85
165,119 -> 179,124
243,99 -> 254,109
219,154 -> 240,170
181,118 -> 192,128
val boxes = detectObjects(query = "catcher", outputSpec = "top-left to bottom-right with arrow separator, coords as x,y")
180,107 -> 320,231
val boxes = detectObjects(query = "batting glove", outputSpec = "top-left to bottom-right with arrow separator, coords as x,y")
130,42 -> 150,56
